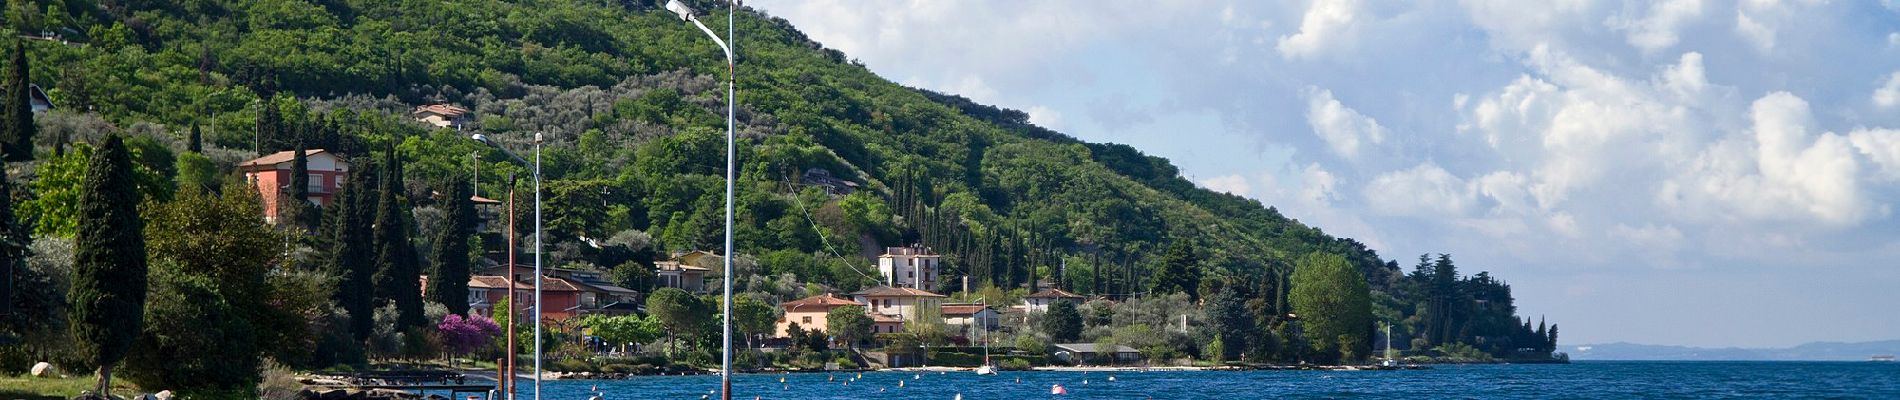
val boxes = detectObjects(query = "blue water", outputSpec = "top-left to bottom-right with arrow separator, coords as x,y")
514,361 -> 1900,399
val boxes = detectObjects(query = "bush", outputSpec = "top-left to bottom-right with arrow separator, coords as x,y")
551,358 -> 592,372
833,356 -> 859,369
1000,358 -> 1032,371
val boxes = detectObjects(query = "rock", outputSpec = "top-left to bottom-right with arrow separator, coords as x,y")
155,390 -> 175,400
30,361 -> 53,377
316,389 -> 350,400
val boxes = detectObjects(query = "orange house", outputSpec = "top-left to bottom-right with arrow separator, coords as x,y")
468,275 -> 589,322
239,149 -> 350,222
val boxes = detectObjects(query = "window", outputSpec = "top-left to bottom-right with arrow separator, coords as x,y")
882,299 -> 891,308
802,316 -> 812,324
907,271 -> 914,278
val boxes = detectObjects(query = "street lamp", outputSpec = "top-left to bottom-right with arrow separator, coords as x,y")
665,1 -> 737,399
472,132 -> 544,399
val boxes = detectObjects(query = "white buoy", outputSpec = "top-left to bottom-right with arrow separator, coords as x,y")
1108,376 -> 1116,382
899,380 -> 906,388
955,394 -> 962,400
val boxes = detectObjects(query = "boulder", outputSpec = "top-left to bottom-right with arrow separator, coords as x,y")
317,389 -> 350,400
30,361 -> 53,377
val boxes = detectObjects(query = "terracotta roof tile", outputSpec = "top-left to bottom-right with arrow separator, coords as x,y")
781,294 -> 861,312
1025,288 -> 1084,299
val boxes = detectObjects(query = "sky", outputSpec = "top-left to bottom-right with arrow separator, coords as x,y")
746,0 -> 1900,349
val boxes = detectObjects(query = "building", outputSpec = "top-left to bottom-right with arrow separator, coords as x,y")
851,286 -> 946,328
941,303 -> 1000,332
1023,288 -> 1085,313
875,246 -> 940,291
27,84 -> 52,113
654,250 -> 721,294
411,104 -> 471,129
775,293 -> 863,337
466,274 -> 611,321
239,149 -> 350,222
870,314 -> 906,334
470,265 -> 641,314
1051,343 -> 1141,365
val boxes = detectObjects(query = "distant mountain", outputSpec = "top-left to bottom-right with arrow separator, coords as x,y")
1571,341 -> 1900,361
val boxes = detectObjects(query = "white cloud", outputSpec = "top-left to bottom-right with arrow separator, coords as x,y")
1363,163 -> 1475,216
1661,92 -> 1883,227
1278,0 -> 1362,59
1890,32 -> 1900,48
1303,86 -> 1387,159
1197,174 -> 1252,197
1848,128 -> 1900,180
1875,71 -> 1900,108
1733,10 -> 1776,51
1611,0 -> 1705,53
1025,105 -> 1063,130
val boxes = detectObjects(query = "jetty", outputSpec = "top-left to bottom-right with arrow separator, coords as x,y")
299,370 -> 493,400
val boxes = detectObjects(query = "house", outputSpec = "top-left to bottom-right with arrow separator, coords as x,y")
1023,288 -> 1085,313
27,84 -> 52,113
465,274 -> 598,321
655,250 -> 721,294
239,149 -> 350,222
870,314 -> 906,334
801,168 -> 859,195
412,104 -> 471,129
775,293 -> 863,337
472,265 -> 640,313
875,246 -> 940,291
941,303 -> 999,332
1051,343 -> 1141,365
851,286 -> 946,327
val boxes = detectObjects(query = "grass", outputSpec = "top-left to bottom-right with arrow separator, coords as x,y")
0,374 -> 141,400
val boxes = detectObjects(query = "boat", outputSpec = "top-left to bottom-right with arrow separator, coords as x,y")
975,365 -> 997,376
1872,355 -> 1896,362
973,299 -> 1000,376
1379,322 -> 1401,368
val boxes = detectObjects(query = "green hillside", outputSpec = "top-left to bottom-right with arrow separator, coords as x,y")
0,0 -> 1560,384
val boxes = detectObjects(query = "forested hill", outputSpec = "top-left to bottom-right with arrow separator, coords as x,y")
17,0 -> 1399,292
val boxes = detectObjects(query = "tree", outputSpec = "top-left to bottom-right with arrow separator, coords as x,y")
123,182 -> 286,395
733,295 -> 778,348
826,305 -> 872,349
429,177 -> 476,316
67,135 -> 148,397
437,313 -> 501,359
3,39 -> 33,162
0,156 -> 19,317
1290,252 -> 1372,364
0,155 -> 40,341
1546,324 -> 1559,354
280,142 -> 316,230
1205,284 -> 1257,361
255,100 -> 281,155
580,314 -> 660,353
187,122 -> 202,153
331,163 -> 378,341
371,147 -> 424,328
1041,300 -> 1082,343
608,260 -> 656,294
1149,241 -> 1203,301
645,287 -> 705,354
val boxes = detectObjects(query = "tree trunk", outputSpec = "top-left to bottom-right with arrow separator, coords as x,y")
96,364 -> 112,398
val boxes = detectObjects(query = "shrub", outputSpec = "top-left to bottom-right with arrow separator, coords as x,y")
1000,358 -> 1032,371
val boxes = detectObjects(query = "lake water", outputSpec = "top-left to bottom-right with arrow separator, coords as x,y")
509,361 -> 1900,399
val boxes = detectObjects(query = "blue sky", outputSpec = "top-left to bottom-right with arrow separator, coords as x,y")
748,0 -> 1900,348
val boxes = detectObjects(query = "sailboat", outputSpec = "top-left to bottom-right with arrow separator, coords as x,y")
1380,323 -> 1400,368
974,301 -> 999,376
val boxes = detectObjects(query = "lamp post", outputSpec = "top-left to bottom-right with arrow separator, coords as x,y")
472,133 -> 544,399
665,1 -> 736,399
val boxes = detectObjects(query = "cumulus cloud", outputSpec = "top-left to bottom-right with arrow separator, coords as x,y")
1197,174 -> 1252,197
1278,0 -> 1362,59
1303,86 -> 1387,159
1875,72 -> 1900,108
1661,92 -> 1883,227
1363,163 -> 1475,216
1610,0 -> 1705,53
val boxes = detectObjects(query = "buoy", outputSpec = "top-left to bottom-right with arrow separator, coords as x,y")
779,376 -> 786,383
591,384 -> 598,391
1083,379 -> 1090,385
1051,384 -> 1069,395
914,373 -> 922,380
880,387 -> 887,393
955,394 -> 962,400
829,374 -> 836,382
1015,377 -> 1021,384
899,380 -> 906,388
1108,376 -> 1116,382
783,384 -> 789,390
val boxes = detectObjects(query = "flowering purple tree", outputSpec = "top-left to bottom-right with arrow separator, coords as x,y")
438,313 -> 503,359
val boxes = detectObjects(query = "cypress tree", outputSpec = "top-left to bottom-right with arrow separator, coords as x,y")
370,147 -> 424,328
255,101 -> 280,155
428,177 -> 475,316
0,156 -> 21,316
281,143 -> 316,230
3,39 -> 34,162
330,162 -> 377,341
67,135 -> 148,397
187,122 -> 202,153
